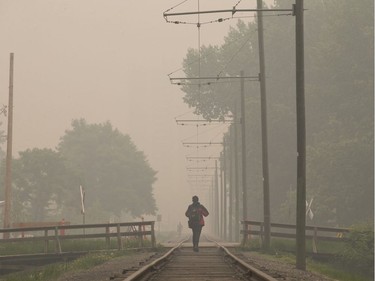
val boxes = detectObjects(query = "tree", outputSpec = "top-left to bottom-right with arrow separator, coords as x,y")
181,21 -> 258,120
178,0 -> 373,226
57,119 -> 157,219
5,148 -> 78,222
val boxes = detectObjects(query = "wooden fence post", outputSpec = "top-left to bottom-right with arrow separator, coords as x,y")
260,222 -> 264,247
106,226 -> 110,249
138,224 -> 143,248
312,227 -> 318,253
116,224 -> 123,250
54,227 -> 62,253
151,222 -> 156,248
44,229 -> 49,253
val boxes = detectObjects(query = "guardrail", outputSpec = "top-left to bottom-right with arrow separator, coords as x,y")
241,220 -> 350,253
0,221 -> 156,254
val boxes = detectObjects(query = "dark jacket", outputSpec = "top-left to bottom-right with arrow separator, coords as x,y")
185,202 -> 209,227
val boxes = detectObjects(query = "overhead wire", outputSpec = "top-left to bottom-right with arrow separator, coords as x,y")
216,35 -> 252,78
163,0 -> 190,14
164,0 -> 292,26
194,0 -> 202,190
166,0 -> 251,189
174,109 -> 196,119
182,122 -> 228,140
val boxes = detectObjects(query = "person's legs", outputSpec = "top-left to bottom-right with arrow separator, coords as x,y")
196,226 -> 202,247
192,227 -> 198,250
192,225 -> 202,251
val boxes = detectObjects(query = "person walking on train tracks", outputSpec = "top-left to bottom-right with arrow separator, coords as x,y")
185,195 -> 209,252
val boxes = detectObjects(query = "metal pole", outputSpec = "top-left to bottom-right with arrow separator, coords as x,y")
295,0 -> 306,270
220,144 -> 224,238
257,0 -> 271,251
208,179 -> 213,234
234,85 -> 240,242
240,71 -> 248,244
3,53 -> 14,238
214,160 -> 219,236
220,152 -> 224,238
228,125 -> 234,241
223,137 -> 227,240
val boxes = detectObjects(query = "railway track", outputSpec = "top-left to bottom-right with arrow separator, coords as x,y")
122,237 -> 279,281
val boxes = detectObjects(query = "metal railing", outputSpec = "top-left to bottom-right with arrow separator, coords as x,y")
241,220 -> 350,253
0,221 -> 156,254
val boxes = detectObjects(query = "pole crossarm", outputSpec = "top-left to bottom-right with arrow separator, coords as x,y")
176,119 -> 234,125
183,142 -> 223,146
189,185 -> 212,188
164,8 -> 293,18
188,180 -> 213,184
187,177 -> 213,180
187,167 -> 217,170
170,76 -> 259,85
170,76 -> 259,80
170,75 -> 259,86
186,156 -> 220,160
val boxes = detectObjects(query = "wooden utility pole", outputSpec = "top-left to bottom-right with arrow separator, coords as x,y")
295,0 -> 306,270
214,160 -> 219,236
256,0 -> 271,251
220,151 -> 224,237
228,125 -> 234,241
234,80 -> 240,242
240,71 -> 248,244
222,137 -> 227,240
3,53 -> 14,238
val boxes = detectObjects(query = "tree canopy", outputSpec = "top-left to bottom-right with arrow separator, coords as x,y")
57,119 -> 157,219
179,0 -> 373,226
5,148 -> 79,222
1,119 -> 157,223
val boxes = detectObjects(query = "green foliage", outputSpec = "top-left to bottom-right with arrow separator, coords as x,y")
181,21 -> 258,120
308,262 -> 370,281
337,222 -> 374,276
241,237 -> 373,281
179,0 -> 373,226
2,148 -> 80,222
57,119 -> 157,218
0,119 -> 157,224
0,237 -> 154,257
0,250 -> 131,281
0,241 -> 47,255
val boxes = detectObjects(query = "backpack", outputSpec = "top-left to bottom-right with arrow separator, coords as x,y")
188,206 -> 200,228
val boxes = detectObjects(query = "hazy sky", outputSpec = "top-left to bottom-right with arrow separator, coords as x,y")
0,0 -> 271,230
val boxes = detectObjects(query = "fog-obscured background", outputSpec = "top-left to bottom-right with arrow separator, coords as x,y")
0,0 -> 266,230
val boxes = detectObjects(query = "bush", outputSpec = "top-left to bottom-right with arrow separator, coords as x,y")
338,221 -> 374,276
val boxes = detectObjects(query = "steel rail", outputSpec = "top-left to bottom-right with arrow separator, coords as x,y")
122,238 -> 189,281
124,237 -> 279,281
206,237 -> 278,281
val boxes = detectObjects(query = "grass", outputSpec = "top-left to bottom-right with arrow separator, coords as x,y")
0,250 -> 129,281
240,249 -> 371,281
308,260 -> 371,281
241,238 -> 373,281
0,237 -> 153,255
0,238 -> 158,281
